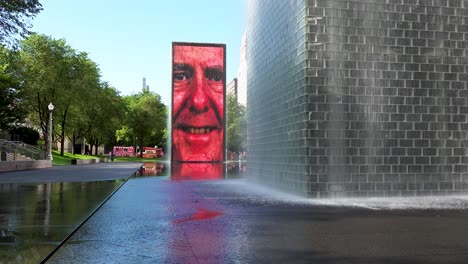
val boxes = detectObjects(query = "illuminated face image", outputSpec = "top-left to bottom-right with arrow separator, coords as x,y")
172,43 -> 225,162
171,163 -> 224,180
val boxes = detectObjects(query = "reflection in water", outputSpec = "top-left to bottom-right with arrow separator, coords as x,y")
36,184 -> 54,236
226,161 -> 246,179
138,162 -> 247,180
171,163 -> 224,180
173,207 -> 223,224
0,180 -> 125,264
140,162 -> 166,176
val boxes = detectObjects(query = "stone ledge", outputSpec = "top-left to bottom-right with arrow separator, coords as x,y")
0,160 -> 52,173
71,158 -> 108,165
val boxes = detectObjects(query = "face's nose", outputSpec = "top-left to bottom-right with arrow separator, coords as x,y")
188,68 -> 209,113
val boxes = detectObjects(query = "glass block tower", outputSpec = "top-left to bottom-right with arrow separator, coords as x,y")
247,0 -> 468,197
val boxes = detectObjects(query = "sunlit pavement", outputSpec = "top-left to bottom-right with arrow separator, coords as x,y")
48,173 -> 468,263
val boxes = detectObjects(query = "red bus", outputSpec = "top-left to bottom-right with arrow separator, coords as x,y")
136,147 -> 164,158
112,146 -> 135,157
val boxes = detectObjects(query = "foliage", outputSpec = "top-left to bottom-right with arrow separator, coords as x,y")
0,65 -> 25,129
227,94 -> 247,153
117,90 -> 167,151
17,34 -> 106,155
86,83 -> 125,154
1,33 -> 168,158
0,46 -> 25,130
62,51 -> 102,154
0,0 -> 43,47
8,126 -> 39,145
17,34 -> 74,151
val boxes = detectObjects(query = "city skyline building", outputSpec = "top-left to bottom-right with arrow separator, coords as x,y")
227,78 -> 238,99
142,77 -> 149,91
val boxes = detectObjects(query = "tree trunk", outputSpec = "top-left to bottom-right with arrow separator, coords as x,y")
61,107 -> 70,156
94,139 -> 99,155
60,125 -> 65,156
60,114 -> 67,156
72,132 -> 76,155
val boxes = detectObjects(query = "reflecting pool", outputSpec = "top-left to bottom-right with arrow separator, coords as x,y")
46,172 -> 468,263
0,179 -> 126,263
0,162 -> 247,263
137,162 -> 247,180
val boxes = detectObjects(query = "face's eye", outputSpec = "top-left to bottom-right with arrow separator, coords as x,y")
173,64 -> 193,84
205,68 -> 224,83
174,72 -> 189,81
208,73 -> 222,82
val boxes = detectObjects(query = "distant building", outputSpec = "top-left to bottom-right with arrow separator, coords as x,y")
142,77 -> 149,91
227,78 -> 238,99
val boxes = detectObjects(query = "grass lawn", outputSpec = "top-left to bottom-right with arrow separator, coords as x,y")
52,150 -> 163,166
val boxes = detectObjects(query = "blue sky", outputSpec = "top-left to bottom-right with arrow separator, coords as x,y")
31,0 -> 247,105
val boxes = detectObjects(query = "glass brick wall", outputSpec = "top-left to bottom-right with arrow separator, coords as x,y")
247,0 -> 468,197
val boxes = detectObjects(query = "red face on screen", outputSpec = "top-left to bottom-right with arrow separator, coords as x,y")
172,45 -> 225,162
171,163 -> 224,180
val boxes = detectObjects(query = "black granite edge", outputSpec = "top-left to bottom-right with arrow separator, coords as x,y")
39,167 -> 141,263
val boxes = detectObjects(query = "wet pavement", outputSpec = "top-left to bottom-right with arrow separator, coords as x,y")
3,162 -> 468,263
51,171 -> 468,263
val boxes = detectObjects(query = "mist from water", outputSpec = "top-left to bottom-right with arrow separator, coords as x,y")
217,179 -> 468,210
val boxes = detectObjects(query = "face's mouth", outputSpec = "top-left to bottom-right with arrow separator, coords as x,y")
173,122 -> 224,161
177,125 -> 219,134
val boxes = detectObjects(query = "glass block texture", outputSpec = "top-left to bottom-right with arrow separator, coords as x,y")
247,0 -> 468,197
247,0 -> 310,194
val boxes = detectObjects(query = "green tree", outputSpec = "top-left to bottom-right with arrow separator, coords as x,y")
18,34 -> 101,154
86,83 -> 125,155
0,0 -> 43,47
0,46 -> 25,130
0,64 -> 24,130
117,90 -> 167,153
18,34 -> 71,152
227,94 -> 247,154
8,126 -> 39,144
62,52 -> 102,154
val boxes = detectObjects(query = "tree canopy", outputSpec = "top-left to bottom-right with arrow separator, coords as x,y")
18,33 -> 83,152
86,83 -> 125,154
1,32 -> 169,156
227,94 -> 247,153
0,0 -> 43,47
0,65 -> 24,130
117,90 -> 168,151
0,46 -> 25,130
